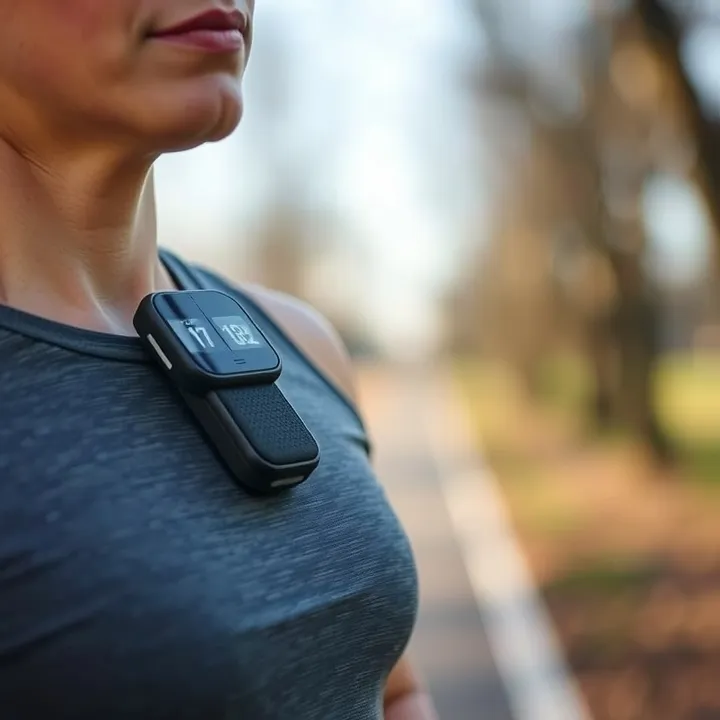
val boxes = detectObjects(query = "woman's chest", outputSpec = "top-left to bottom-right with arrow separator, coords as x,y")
0,366 -> 418,717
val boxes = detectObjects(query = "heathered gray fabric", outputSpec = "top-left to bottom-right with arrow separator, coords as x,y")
0,251 -> 419,719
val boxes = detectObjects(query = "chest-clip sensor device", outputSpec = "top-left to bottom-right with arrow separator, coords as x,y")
134,290 -> 320,494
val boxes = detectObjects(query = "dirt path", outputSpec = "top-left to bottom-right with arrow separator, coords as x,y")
356,363 -> 515,720
357,362 -> 589,720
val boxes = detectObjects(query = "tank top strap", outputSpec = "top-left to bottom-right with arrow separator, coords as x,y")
159,248 -> 372,455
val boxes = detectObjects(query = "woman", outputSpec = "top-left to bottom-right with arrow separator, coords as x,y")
0,2 -> 438,718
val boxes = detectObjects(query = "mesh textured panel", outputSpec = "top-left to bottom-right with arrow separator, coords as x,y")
215,384 -> 319,466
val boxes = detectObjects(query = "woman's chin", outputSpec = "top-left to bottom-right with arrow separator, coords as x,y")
131,80 -> 245,153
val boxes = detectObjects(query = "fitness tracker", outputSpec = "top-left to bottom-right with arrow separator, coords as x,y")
133,290 -> 320,494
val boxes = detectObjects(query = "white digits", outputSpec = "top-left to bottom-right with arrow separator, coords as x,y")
187,326 -> 215,349
221,324 -> 253,346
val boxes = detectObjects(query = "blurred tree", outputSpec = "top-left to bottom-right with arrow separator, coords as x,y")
239,24 -> 313,296
237,23 -> 348,329
236,23 -> 379,356
634,0 -> 720,261
251,186 -> 312,299
455,0 -> 681,462
632,0 -> 720,356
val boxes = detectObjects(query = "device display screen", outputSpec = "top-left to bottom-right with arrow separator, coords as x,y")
169,315 -> 266,355
169,318 -> 225,355
152,291 -> 280,380
212,316 -> 264,350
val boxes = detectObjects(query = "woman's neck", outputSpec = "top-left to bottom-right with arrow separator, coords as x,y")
0,140 -> 176,335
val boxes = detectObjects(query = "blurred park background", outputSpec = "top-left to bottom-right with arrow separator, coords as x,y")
155,1 -> 720,718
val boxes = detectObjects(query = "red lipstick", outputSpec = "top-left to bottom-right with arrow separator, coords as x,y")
150,9 -> 248,53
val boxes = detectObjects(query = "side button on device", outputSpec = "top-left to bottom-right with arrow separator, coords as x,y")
147,334 -> 173,370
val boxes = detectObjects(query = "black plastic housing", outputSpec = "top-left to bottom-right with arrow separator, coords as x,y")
134,291 -> 282,392
134,290 -> 320,494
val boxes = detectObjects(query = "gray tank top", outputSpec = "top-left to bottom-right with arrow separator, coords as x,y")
0,250 -> 418,719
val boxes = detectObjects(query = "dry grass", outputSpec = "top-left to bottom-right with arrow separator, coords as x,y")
456,353 -> 720,720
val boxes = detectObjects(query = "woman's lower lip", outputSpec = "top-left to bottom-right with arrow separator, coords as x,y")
151,29 -> 244,53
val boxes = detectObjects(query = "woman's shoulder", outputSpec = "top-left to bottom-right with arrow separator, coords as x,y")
166,249 -> 359,416
238,282 -> 359,409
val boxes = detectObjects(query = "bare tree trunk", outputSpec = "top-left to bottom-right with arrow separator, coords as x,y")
467,0 -> 677,465
636,0 -> 720,261
587,311 -> 618,431
610,251 -> 675,464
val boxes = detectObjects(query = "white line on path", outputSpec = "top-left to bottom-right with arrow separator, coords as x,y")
423,370 -> 592,720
